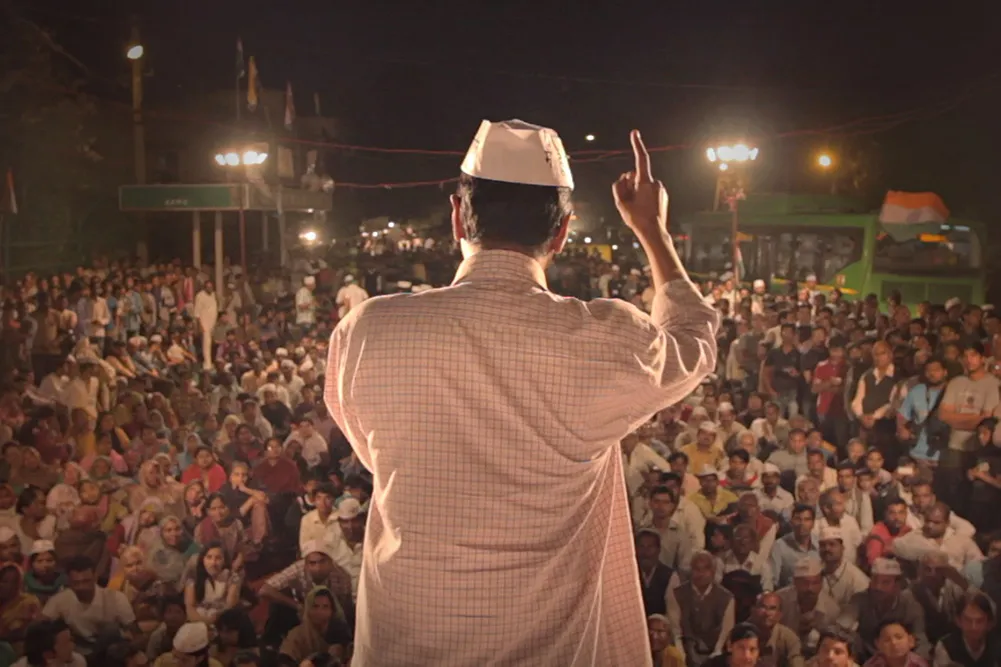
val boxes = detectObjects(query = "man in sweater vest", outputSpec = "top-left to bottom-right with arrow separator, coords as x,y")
668,551 -> 736,667
850,341 -> 899,463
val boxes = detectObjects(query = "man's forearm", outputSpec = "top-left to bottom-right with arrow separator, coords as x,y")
635,226 -> 687,288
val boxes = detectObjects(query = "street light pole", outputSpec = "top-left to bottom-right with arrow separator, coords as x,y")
707,144 -> 758,283
128,22 -> 147,263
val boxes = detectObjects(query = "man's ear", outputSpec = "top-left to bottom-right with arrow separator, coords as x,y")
549,213 -> 572,254
450,194 -> 464,243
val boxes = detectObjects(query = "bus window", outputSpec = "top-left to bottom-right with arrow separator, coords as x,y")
874,226 -> 981,275
770,228 -> 862,284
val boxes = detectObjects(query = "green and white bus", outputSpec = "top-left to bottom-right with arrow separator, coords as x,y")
675,194 -> 985,305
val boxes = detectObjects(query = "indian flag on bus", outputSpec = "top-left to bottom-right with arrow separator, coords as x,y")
878,191 -> 949,241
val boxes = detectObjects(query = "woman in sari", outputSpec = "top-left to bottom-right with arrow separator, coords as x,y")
67,408 -> 96,461
146,515 -> 200,590
81,437 -> 129,481
45,462 -> 86,531
8,448 -> 57,494
278,587 -> 351,664
79,477 -> 129,534
218,462 -> 269,548
113,497 -> 165,555
177,433 -> 205,475
0,563 -> 40,652
182,481 -> 207,535
213,415 -> 242,453
23,540 -> 63,605
108,545 -> 161,637
193,494 -> 246,572
96,411 -> 130,455
129,460 -> 185,518
180,447 -> 226,494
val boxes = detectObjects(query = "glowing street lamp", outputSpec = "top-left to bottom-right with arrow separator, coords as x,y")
126,44 -> 144,61
213,150 -> 268,167
818,153 -> 833,169
706,143 -> 759,172
707,142 -> 759,282
585,134 -> 596,142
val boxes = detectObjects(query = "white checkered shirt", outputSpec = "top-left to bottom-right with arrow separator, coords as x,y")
325,249 -> 718,666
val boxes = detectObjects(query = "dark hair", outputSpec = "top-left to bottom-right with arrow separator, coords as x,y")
667,451 -> 689,465
314,482 -> 338,500
205,492 -> 228,513
194,542 -> 231,603
817,628 -> 854,655
791,503 -> 816,520
960,589 -> 997,622
24,619 -> 68,667
216,608 -> 257,648
875,618 -> 912,639
729,449 -> 750,464
659,471 -> 682,485
636,529 -> 661,548
650,485 -> 677,503
456,174 -> 572,251
728,622 -> 760,644
884,498 -> 908,514
343,475 -> 372,496
65,555 -> 95,575
16,486 -> 44,515
806,448 -> 826,460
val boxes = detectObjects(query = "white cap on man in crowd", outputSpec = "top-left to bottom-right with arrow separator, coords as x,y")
753,279 -> 765,289
344,274 -> 355,284
806,274 -> 817,282
301,540 -> 335,560
397,281 -> 413,290
762,462 -> 781,476
276,348 -> 289,357
945,297 -> 962,310
304,276 -> 316,286
697,421 -> 717,435
694,464 -> 719,478
871,558 -> 903,577
31,540 -> 55,555
819,526 -> 843,543
460,119 -> 574,189
690,406 -> 709,419
793,557 -> 822,578
337,498 -> 362,520
173,622 -> 210,654
718,401 -> 735,414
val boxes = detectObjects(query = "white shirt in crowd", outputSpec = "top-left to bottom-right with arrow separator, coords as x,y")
42,586 -> 136,641
336,282 -> 370,319
296,286 -> 317,325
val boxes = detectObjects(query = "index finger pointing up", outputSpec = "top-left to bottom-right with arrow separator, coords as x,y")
631,129 -> 653,183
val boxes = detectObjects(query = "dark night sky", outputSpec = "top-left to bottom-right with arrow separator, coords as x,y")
24,1 -> 1001,221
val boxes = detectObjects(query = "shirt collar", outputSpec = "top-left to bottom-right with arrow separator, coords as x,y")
452,250 -> 549,290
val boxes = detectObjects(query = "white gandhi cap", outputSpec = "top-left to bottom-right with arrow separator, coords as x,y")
460,119 -> 574,189
173,622 -> 210,653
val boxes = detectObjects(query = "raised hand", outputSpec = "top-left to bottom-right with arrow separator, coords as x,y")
612,130 -> 669,237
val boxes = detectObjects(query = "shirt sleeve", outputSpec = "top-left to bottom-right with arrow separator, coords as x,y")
594,279 -> 721,429
851,376 -> 867,418
112,590 -> 137,625
715,599 -> 736,655
265,562 -> 302,591
666,585 -> 684,651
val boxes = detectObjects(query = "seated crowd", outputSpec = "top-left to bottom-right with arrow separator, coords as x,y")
632,278 -> 1001,667
0,252 -> 999,667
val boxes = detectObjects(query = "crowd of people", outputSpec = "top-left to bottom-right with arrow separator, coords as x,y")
0,237 -> 996,667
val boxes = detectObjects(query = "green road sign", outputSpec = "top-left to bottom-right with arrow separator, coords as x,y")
119,184 -> 247,211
